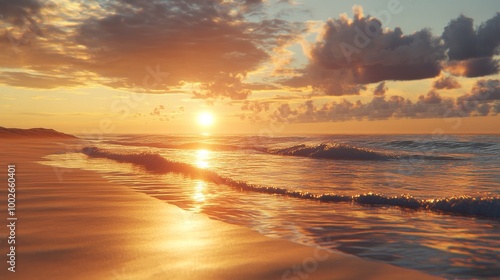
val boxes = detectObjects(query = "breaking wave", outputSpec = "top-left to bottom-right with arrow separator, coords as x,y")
81,147 -> 497,218
268,143 -> 394,160
266,143 -> 458,161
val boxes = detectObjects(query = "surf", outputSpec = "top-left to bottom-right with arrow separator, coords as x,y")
81,146 -> 498,218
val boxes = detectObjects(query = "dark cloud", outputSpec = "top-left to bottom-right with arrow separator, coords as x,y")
477,103 -> 491,116
445,57 -> 499,78
442,13 -> 500,77
442,15 -> 479,60
281,10 -> 500,96
432,75 -> 461,90
355,62 -> 441,84
283,6 -> 445,95
0,0 -> 42,25
457,79 -> 500,103
418,90 -> 442,104
443,14 -> 500,60
0,0 -> 51,54
311,21 -> 444,77
283,66 -> 368,96
373,82 -> 387,96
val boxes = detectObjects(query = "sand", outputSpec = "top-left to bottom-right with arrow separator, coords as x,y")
0,139 -> 441,279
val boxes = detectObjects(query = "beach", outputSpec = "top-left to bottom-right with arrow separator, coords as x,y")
2,0 -> 500,278
0,138 -> 441,279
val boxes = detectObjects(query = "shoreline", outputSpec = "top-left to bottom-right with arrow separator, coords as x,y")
0,139 -> 440,279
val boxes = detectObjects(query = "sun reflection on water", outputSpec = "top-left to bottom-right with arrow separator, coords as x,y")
191,180 -> 206,213
195,149 -> 211,169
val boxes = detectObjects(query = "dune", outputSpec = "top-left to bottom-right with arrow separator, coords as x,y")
0,126 -> 77,139
0,138 -> 441,280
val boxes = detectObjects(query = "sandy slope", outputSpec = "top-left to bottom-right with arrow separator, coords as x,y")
0,139 -> 441,280
0,127 -> 77,139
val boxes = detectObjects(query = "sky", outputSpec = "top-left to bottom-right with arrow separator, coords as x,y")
0,0 -> 499,135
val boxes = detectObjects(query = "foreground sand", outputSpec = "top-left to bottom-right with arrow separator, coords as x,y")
0,139 -> 441,279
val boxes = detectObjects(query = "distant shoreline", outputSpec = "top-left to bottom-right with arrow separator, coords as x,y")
0,126 -> 77,139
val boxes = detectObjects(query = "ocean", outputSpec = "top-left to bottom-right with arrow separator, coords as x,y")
41,134 -> 500,279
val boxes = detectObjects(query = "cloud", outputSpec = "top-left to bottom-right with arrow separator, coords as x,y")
444,57 -> 499,78
457,79 -> 500,103
443,14 -> 500,60
432,75 -> 461,90
0,1 -> 93,87
258,80 -> 500,123
193,73 -> 252,100
149,105 -> 165,116
442,13 -> 500,77
73,0 -> 305,97
0,0 -> 304,99
241,100 -> 271,113
0,71 -> 83,88
239,100 -> 274,121
310,16 -> 443,76
0,0 -> 43,25
373,81 -> 387,96
281,10 -> 500,96
0,1 -> 499,109
76,0 -> 268,90
148,104 -> 172,121
282,6 -> 445,96
282,66 -> 368,96
269,94 -> 453,122
418,90 -> 442,104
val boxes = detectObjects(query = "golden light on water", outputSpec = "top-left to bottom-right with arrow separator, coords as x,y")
195,149 -> 210,169
191,180 -> 207,213
193,181 -> 206,203
192,151 -> 210,212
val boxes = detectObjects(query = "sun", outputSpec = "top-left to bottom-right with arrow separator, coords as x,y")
197,112 -> 215,127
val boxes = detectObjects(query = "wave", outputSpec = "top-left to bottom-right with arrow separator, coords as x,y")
81,147 -> 498,218
268,143 -> 395,160
266,143 -> 457,161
